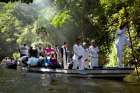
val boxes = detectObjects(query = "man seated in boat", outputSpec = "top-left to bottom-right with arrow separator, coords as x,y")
21,45 -> 38,66
26,45 -> 41,67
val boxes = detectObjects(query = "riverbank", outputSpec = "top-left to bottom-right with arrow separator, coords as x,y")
124,68 -> 140,83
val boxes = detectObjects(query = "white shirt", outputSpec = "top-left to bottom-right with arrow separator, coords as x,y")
72,44 -> 85,60
89,46 -> 99,58
84,48 -> 90,60
115,28 -> 129,47
19,45 -> 29,56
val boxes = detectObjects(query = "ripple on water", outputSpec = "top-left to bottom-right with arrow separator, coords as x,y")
0,68 -> 140,93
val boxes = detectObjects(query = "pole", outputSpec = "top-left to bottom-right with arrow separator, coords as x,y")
124,5 -> 139,79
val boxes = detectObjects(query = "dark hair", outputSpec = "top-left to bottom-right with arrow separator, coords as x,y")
64,42 -> 67,45
23,44 -> 26,46
76,38 -> 80,42
120,22 -> 127,30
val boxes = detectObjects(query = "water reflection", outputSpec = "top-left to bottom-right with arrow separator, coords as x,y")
0,68 -> 140,93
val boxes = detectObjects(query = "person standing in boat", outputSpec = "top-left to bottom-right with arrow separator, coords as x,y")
61,42 -> 69,69
89,40 -> 99,69
72,38 -> 85,70
115,22 -> 131,68
19,44 -> 29,57
54,45 -> 61,66
82,42 -> 91,69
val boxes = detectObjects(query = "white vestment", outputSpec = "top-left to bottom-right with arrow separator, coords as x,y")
72,44 -> 85,70
89,46 -> 99,68
115,27 -> 130,67
84,48 -> 91,69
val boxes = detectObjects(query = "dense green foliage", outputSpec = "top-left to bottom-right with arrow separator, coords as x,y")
0,0 -> 140,66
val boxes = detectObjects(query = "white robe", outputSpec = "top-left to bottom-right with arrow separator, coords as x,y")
115,28 -> 130,67
72,44 -> 85,70
84,48 -> 91,69
89,46 -> 99,68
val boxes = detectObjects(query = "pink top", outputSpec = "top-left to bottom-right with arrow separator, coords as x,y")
50,58 -> 57,65
44,48 -> 54,56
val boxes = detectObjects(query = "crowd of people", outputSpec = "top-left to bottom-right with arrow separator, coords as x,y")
18,38 -> 100,70
1,22 -> 130,70
18,22 -> 130,70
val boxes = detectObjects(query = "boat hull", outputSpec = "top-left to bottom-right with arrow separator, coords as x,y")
22,67 -> 134,78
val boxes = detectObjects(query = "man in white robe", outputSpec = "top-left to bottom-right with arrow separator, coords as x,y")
89,40 -> 99,68
82,42 -> 91,69
115,23 -> 130,68
72,38 -> 85,70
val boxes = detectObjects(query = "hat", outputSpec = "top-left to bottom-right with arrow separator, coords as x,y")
91,40 -> 95,43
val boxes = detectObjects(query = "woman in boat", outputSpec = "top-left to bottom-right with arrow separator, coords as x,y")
43,44 -> 54,67
89,40 -> 99,69
50,51 -> 61,69
115,22 -> 131,68
72,38 -> 85,70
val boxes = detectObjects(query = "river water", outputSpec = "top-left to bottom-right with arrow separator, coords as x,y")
0,68 -> 140,93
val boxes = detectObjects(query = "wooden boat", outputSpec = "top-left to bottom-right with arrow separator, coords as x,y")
0,62 -> 17,69
22,67 -> 134,78
6,63 -> 17,69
